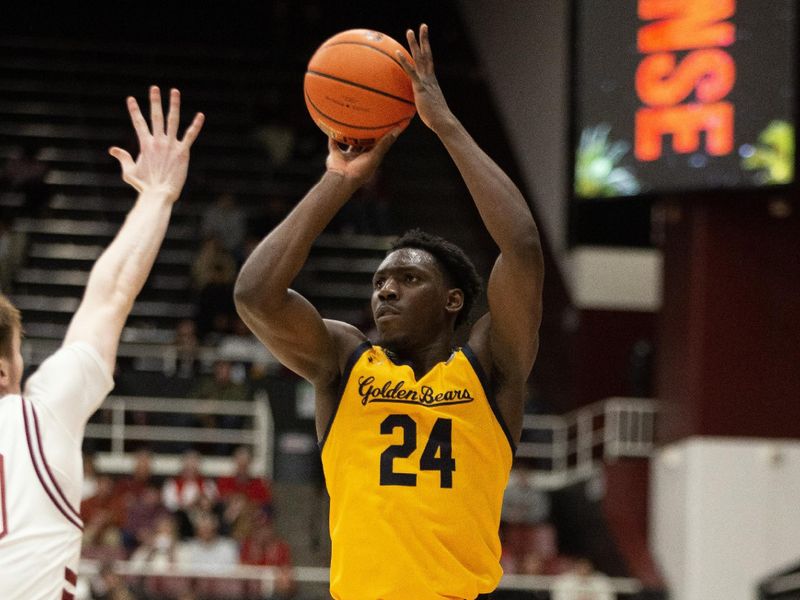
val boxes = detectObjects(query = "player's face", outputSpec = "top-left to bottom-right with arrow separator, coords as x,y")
371,249 -> 451,350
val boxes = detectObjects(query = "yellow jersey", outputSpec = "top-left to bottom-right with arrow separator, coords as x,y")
320,341 -> 515,600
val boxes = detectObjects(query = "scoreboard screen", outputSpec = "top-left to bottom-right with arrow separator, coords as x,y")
571,0 -> 796,205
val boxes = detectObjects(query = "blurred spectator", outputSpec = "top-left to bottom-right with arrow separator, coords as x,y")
177,511 -> 239,572
169,319 -> 201,379
190,360 -> 251,453
191,237 -> 237,342
240,516 -> 291,568
0,215 -> 26,293
628,339 -> 654,397
89,561 -> 136,600
81,474 -> 127,549
501,464 -> 554,571
122,485 -> 169,552
217,446 -> 273,540
201,194 -> 247,259
191,236 -> 237,291
130,514 -> 181,571
241,513 -> 296,599
217,446 -> 272,507
115,448 -> 159,499
217,316 -> 280,373
503,465 -> 551,524
551,558 -> 614,600
162,450 -> 219,514
0,144 -> 49,217
253,90 -> 296,169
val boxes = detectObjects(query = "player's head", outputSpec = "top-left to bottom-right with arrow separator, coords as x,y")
0,293 -> 23,395
371,229 -> 482,351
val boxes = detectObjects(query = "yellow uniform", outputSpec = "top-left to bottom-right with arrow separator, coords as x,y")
320,341 -> 515,600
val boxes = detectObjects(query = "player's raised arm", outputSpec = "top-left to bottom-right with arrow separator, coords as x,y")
234,134 -> 398,387
63,87 -> 204,372
398,25 -> 544,435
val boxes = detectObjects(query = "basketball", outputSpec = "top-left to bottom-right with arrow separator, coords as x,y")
304,29 -> 416,147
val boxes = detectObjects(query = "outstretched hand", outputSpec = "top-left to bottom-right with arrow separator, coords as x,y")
325,132 -> 398,189
397,24 -> 454,134
109,86 -> 205,203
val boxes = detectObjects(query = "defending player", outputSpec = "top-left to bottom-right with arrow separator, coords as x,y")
0,87 -> 203,600
236,25 -> 543,600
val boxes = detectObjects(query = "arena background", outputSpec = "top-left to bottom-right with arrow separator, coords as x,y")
1,1 -> 798,599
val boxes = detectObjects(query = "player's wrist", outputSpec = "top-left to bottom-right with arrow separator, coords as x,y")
138,186 -> 181,205
430,112 -> 461,139
322,169 -> 361,195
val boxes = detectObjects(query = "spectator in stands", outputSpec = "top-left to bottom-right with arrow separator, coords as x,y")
240,513 -> 296,598
115,447 -> 159,499
81,474 -> 127,549
0,143 -> 49,217
190,360 -> 251,453
501,463 -> 554,572
0,214 -> 26,293
191,237 -> 237,341
130,514 -> 181,571
177,511 -> 239,572
217,445 -> 272,508
217,316 -> 280,374
201,193 -> 247,259
240,514 -> 291,568
170,318 -> 201,379
551,558 -> 614,600
253,91 -> 296,169
88,561 -> 136,600
122,484 -> 169,552
191,236 -> 237,291
162,450 -> 219,515
217,446 -> 273,540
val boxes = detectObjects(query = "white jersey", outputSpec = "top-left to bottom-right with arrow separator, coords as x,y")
0,342 -> 114,600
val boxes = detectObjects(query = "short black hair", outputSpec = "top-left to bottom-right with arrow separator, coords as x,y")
390,229 -> 483,328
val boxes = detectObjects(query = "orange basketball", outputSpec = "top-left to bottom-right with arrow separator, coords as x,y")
304,29 -> 416,147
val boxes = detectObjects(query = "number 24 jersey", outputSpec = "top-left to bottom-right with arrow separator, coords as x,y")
320,342 -> 515,600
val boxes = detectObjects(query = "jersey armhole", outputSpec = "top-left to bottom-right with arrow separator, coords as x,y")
461,344 -> 517,456
318,340 -> 372,451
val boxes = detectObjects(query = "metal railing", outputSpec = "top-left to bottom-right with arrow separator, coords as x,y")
84,394 -> 274,478
78,560 -> 644,599
517,397 -> 658,490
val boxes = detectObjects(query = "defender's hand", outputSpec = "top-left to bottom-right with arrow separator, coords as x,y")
109,86 -> 205,203
397,24 -> 455,135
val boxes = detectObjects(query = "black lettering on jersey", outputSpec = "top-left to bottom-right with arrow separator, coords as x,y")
359,377 -> 472,407
379,416 -> 456,488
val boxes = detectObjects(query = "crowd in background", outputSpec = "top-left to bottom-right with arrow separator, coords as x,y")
80,447 -> 295,600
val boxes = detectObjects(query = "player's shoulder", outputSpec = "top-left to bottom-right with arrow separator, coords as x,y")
466,312 -> 534,384
26,341 -> 113,389
323,319 -> 368,355
318,319 -> 368,383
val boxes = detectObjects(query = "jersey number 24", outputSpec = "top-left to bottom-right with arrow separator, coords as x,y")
380,415 -> 456,488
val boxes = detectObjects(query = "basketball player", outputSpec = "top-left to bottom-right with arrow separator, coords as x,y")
235,25 -> 543,600
0,87 -> 203,600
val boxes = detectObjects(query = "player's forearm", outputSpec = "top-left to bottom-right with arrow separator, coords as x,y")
436,117 -> 542,259
235,171 -> 356,313
83,190 -> 173,313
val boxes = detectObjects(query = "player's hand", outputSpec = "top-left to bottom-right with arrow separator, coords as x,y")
109,86 -> 205,203
397,24 -> 455,135
325,131 -> 398,189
